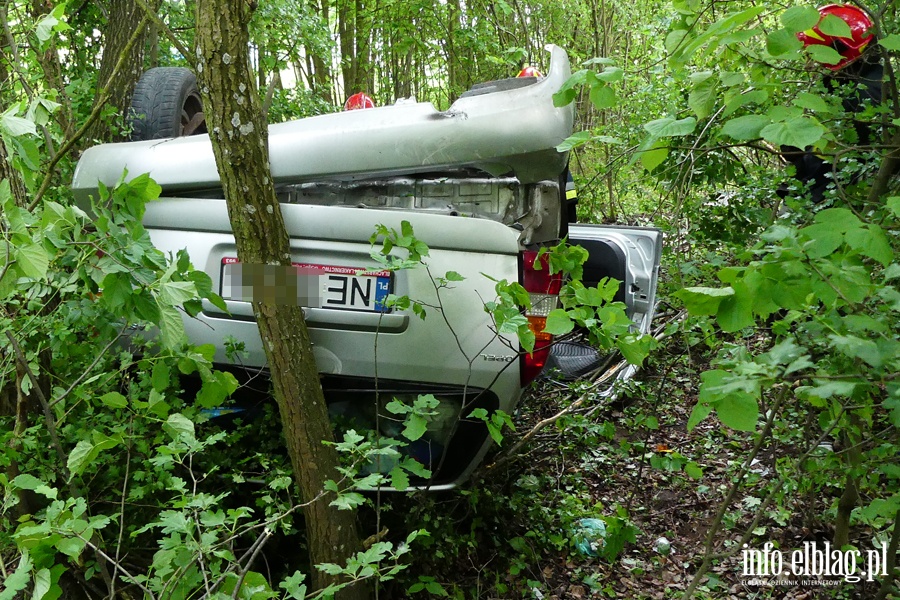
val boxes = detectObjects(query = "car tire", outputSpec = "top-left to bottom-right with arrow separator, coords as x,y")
458,76 -> 539,99
130,67 -> 206,141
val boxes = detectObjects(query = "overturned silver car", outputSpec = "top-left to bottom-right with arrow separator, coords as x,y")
72,45 -> 661,488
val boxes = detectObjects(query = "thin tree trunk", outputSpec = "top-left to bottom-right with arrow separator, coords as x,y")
87,0 -> 156,143
337,0 -> 355,96
309,0 -> 333,105
447,0 -> 459,101
193,0 -> 364,597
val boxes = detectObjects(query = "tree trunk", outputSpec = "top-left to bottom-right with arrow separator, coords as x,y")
446,0 -> 459,102
193,1 -> 364,597
0,142 -> 27,207
87,0 -> 156,143
337,0 -> 356,97
308,0 -> 334,105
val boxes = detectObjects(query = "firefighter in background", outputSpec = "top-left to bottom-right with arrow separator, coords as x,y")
782,4 -> 884,203
343,92 -> 376,110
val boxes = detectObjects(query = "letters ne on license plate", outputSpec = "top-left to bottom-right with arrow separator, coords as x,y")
220,258 -> 391,312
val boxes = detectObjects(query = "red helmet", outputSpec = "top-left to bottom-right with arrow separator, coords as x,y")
343,92 -> 375,110
517,66 -> 543,78
796,4 -> 874,70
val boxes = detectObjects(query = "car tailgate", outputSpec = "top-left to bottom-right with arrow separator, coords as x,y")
143,198 -> 524,402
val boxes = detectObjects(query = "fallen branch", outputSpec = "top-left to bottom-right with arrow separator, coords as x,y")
483,309 -> 686,472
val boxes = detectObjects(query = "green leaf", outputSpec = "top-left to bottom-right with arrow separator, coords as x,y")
543,309 -> 574,335
100,273 -> 133,310
163,413 -> 195,441
582,57 -> 616,66
425,581 -> 449,596
389,466 -> 410,491
719,72 -> 745,87
157,302 -> 186,349
674,286 -> 734,315
887,197 -> 900,218
767,29 -> 803,56
32,568 -> 52,600
687,402 -> 713,431
781,6 -> 821,33
556,131 -> 591,152
806,44 -> 843,66
152,361 -> 171,393
685,462 -> 703,479
552,69 -> 588,107
689,77 -> 717,119
799,223 -> 843,258
760,117 -> 825,148
158,281 -> 197,306
688,71 -> 713,84
721,115 -> 769,140
278,571 -> 307,600
401,457 -> 431,479
716,291 -> 755,332
828,334 -> 884,368
885,264 -> 900,281
846,225 -> 893,266
595,67 -> 624,83
644,116 -> 697,138
0,113 -> 36,137
468,408 -> 488,420
640,140 -> 669,172
100,391 -> 127,409
13,474 -> 57,499
818,14 -> 852,39
402,414 -> 428,442
616,334 -> 655,366
56,537 -> 86,558
67,434 -> 121,478
220,571 -> 273,600
518,325 -> 535,354
716,393 -> 759,432
13,473 -> 43,490
35,13 -> 58,43
15,243 -> 49,279
665,29 -> 689,54
723,89 -> 769,116
880,34 -> 900,51
0,552 -> 32,600
589,84 -> 617,109
813,207 -> 860,231
11,136 -> 40,170
793,92 -> 835,114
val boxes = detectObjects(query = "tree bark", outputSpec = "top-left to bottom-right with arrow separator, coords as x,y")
87,0 -> 156,143
193,1 -> 364,597
309,0 -> 333,104
337,0 -> 356,96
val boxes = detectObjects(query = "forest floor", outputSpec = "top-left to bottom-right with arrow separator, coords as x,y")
411,308 -> 883,600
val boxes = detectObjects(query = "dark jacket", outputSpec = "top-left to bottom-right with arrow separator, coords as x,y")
781,54 -> 884,202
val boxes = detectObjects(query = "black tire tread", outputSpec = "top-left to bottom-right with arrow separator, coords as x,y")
131,67 -> 198,141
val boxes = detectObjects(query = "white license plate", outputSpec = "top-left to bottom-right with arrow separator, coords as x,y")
220,258 -> 392,312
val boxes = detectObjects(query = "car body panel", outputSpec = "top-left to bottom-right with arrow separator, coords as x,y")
568,224 -> 663,333
71,45 -> 574,202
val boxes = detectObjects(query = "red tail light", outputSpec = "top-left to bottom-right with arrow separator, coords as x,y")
520,251 -> 561,386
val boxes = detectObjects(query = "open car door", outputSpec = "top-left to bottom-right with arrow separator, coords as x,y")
547,224 -> 663,380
